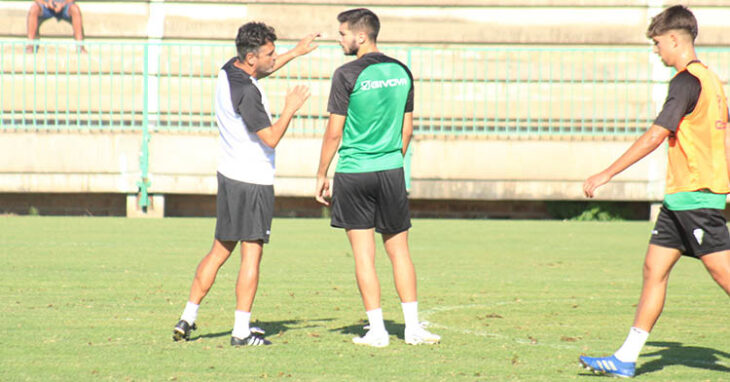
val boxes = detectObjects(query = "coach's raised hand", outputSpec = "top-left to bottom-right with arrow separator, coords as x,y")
284,85 -> 311,114
271,33 -> 321,73
293,33 -> 321,57
256,85 -> 310,149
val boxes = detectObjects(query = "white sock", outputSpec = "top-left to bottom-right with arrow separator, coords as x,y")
366,308 -> 386,333
232,310 -> 251,339
401,301 -> 419,330
180,301 -> 199,325
614,327 -> 649,363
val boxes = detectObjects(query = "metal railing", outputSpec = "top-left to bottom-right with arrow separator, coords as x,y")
4,39 -> 729,137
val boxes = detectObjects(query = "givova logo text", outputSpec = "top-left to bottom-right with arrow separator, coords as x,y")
360,78 -> 408,91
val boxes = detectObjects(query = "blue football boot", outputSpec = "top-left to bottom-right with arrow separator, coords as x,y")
579,354 -> 635,378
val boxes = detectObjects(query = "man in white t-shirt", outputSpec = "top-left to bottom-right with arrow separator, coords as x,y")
172,22 -> 318,346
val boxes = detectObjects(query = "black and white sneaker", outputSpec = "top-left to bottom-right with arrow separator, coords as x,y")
172,320 -> 197,342
230,331 -> 271,346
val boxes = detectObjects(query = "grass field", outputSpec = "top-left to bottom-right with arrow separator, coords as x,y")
1,216 -> 728,381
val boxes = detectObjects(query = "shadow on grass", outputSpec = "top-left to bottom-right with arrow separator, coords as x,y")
578,341 -> 730,378
636,341 -> 730,376
191,318 -> 335,341
331,319 -> 406,339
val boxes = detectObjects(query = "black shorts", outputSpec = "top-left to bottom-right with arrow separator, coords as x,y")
214,172 -> 274,243
331,167 -> 411,234
649,206 -> 730,258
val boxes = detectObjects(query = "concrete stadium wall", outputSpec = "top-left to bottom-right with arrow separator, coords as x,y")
0,131 -> 667,216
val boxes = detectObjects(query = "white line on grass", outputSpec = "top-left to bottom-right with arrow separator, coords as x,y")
421,300 -> 730,368
420,299 -> 584,351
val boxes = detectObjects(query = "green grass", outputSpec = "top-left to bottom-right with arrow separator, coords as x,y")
1,216 -> 728,381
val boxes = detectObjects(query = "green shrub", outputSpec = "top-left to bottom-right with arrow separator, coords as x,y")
545,201 -> 642,221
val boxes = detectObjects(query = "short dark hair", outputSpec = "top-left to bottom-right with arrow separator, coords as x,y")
646,5 -> 697,41
337,8 -> 380,42
235,22 -> 277,61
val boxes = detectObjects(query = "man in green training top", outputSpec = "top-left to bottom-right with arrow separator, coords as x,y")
315,8 -> 440,347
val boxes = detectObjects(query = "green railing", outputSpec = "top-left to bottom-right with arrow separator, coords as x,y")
2,40 -> 729,136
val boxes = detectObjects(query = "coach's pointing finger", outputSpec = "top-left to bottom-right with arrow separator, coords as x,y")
294,33 -> 321,56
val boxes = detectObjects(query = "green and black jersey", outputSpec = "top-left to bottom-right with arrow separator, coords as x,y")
327,52 -> 414,173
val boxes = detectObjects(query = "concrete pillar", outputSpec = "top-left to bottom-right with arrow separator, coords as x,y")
127,194 -> 165,218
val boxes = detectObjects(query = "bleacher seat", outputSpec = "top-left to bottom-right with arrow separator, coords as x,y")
2,1 -> 728,45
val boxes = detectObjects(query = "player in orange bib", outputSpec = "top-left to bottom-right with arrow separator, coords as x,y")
579,5 -> 730,378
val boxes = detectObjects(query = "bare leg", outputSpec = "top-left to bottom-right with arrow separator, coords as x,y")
68,4 -> 84,41
27,3 -> 41,39
382,230 -> 439,344
26,3 -> 41,52
382,230 -> 417,303
700,250 -> 730,296
187,239 -> 237,304
632,244 -> 682,332
347,229 -> 380,311
67,4 -> 86,53
235,240 -> 264,312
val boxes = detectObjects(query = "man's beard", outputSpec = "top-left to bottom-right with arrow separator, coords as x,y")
342,41 -> 358,56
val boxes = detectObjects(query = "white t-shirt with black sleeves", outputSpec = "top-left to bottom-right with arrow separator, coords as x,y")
215,57 -> 275,185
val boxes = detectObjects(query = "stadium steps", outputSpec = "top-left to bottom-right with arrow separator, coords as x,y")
2,1 -> 729,45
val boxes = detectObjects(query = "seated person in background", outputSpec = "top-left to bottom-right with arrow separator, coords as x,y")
27,0 -> 86,53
